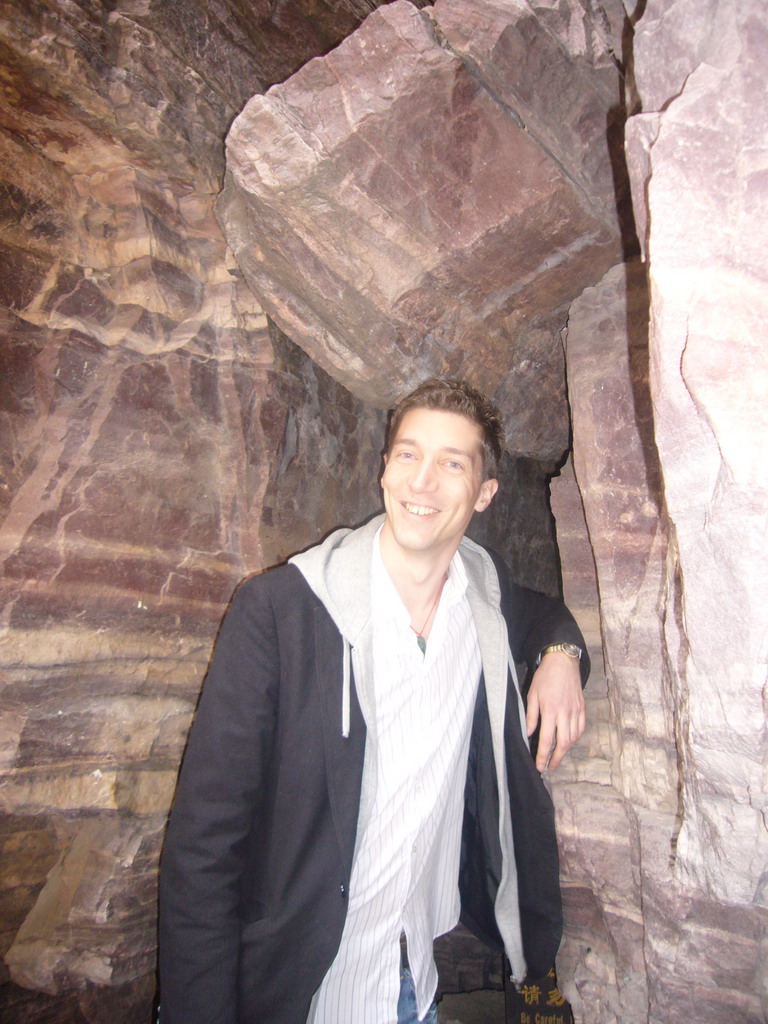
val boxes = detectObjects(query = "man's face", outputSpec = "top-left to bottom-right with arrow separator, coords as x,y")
381,407 -> 498,563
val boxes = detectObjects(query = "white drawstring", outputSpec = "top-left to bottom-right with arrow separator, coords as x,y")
507,644 -> 529,747
341,637 -> 351,738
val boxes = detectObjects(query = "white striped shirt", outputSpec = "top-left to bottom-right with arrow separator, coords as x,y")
309,533 -> 481,1024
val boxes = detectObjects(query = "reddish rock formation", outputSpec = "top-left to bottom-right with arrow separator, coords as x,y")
0,2 -> 389,1020
555,260 -> 672,1022
553,5 -> 768,1017
620,3 -> 768,1019
627,0 -> 768,915
219,0 -> 626,457
556,249 -> 767,1024
2,0 -> 767,1022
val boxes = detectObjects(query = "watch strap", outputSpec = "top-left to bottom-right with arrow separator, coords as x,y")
539,642 -> 582,661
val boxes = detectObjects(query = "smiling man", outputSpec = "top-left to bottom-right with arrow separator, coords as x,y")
159,379 -> 589,1024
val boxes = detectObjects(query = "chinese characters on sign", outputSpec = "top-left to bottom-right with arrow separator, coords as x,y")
505,967 -> 574,1024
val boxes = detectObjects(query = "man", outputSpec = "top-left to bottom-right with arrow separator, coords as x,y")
159,378 -> 588,1024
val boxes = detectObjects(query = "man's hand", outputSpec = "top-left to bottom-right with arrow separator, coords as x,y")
526,651 -> 586,771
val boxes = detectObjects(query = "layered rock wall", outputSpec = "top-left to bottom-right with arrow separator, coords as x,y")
552,4 -> 768,1018
0,2 -> 387,1019
627,0 -> 768,914
2,0 -> 767,1022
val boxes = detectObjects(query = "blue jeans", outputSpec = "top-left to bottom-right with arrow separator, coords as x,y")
397,967 -> 439,1024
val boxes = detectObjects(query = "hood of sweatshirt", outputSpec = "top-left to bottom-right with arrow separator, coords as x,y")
289,515 -> 382,737
289,513 -> 524,737
289,515 -> 381,651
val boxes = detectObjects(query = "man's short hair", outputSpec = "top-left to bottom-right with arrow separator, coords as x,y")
386,378 -> 504,480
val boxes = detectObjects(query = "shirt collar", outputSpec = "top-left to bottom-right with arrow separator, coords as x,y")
371,525 -> 469,624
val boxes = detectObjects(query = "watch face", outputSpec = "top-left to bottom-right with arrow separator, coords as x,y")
544,642 -> 581,659
540,642 -> 582,663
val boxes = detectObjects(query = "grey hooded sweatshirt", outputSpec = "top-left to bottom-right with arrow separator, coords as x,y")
290,513 -> 530,980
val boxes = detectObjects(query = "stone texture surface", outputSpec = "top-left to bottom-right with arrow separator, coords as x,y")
626,0 -> 768,915
218,0 -> 625,456
551,5 -> 768,1017
1,315 -> 383,1015
433,0 -> 629,223
560,257 -> 767,1024
466,453 -> 562,597
550,451 -> 643,1024
2,0 -> 768,1022
0,1 -> 389,1019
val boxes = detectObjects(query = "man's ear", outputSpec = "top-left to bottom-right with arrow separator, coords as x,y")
474,478 -> 499,512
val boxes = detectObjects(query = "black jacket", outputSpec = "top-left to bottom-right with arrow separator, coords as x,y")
159,538 -> 588,1024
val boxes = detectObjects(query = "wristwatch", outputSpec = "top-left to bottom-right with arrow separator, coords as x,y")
539,642 -> 582,661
